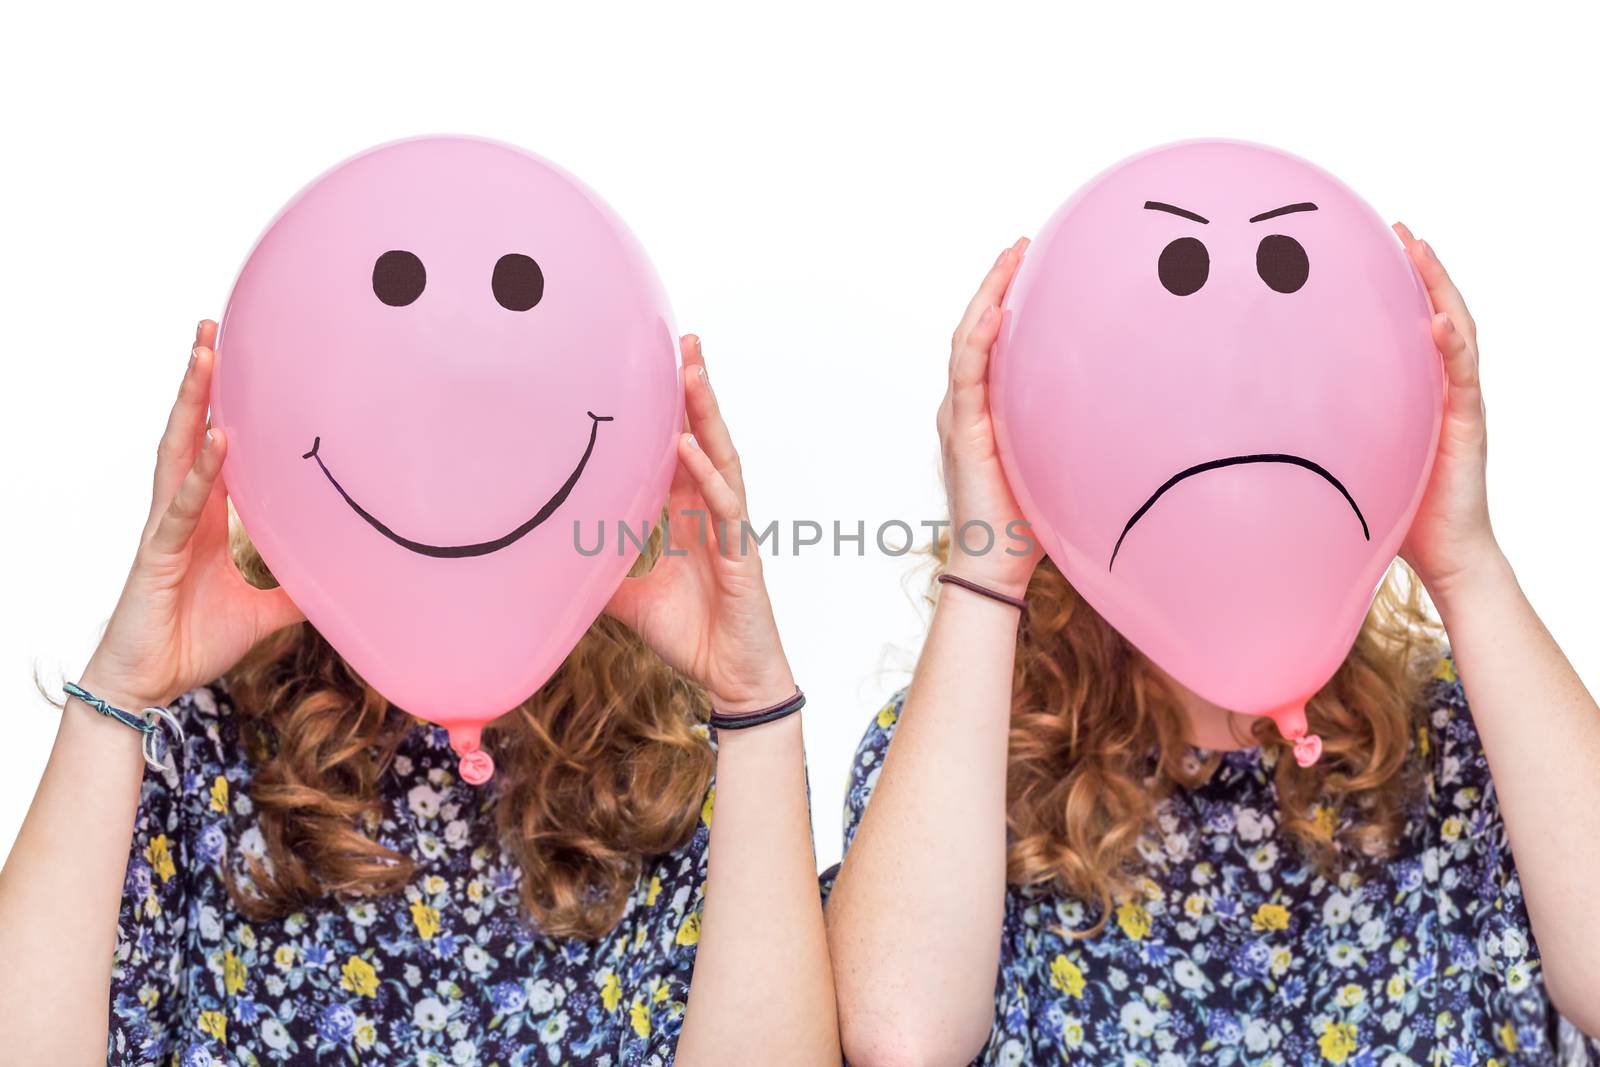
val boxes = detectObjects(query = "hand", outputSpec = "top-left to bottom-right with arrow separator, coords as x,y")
935,238 -> 1043,599
605,336 -> 796,715
78,321 -> 303,711
1391,224 -> 1507,602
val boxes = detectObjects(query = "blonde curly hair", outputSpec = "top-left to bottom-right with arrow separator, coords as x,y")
223,518 -> 714,940
933,544 -> 1446,938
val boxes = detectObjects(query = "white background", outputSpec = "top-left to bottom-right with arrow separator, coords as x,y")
2,2 -> 1596,871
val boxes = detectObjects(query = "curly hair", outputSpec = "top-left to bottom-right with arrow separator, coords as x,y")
932,545 -> 1446,938
223,518 -> 714,940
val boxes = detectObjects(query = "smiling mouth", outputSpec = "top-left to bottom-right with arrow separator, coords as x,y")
301,411 -> 614,559
1108,452 -> 1369,571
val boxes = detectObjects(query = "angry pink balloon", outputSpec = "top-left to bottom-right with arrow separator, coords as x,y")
213,137 -> 681,784
992,140 -> 1444,766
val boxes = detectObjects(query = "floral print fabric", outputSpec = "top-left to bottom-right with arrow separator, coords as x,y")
824,655 -> 1580,1066
109,681 -> 711,1066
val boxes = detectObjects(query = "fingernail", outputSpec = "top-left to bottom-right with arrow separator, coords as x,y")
697,365 -> 708,383
1421,240 -> 1435,259
994,247 -> 1011,268
203,429 -> 215,450
686,434 -> 700,450
188,347 -> 198,370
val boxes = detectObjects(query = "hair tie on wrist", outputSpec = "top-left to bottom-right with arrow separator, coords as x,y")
709,688 -> 805,731
62,682 -> 185,771
937,573 -> 1028,611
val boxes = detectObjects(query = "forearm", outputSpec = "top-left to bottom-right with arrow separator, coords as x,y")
825,591 -> 1016,1066
676,714 -> 839,1066
1432,549 -> 1600,1028
0,683 -> 149,1061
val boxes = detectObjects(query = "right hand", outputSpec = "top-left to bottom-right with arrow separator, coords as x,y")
78,320 -> 303,711
935,238 -> 1042,599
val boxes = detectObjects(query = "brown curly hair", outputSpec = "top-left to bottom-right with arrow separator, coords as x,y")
223,518 -> 714,940
933,546 -> 1445,938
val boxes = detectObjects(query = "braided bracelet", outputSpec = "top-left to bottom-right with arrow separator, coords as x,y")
63,682 -> 185,771
936,572 -> 1028,611
709,687 -> 806,731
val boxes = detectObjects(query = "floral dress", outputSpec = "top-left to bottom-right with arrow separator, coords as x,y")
823,655 -> 1595,1067
108,681 -> 714,1067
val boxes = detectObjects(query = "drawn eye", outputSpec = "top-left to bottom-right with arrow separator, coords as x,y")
492,253 -> 545,312
1157,237 -> 1209,296
372,250 -> 426,307
1256,234 -> 1309,294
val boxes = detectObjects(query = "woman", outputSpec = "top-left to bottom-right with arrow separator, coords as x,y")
0,325 -> 839,1065
824,233 -> 1600,1065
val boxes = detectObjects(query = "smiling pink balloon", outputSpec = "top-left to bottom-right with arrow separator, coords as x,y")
213,136 -> 681,784
992,140 -> 1444,765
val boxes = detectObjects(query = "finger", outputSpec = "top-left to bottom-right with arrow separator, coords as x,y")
681,336 -> 746,503
952,237 -> 1029,356
1393,223 -> 1477,344
151,341 -> 216,519
196,318 -> 218,350
150,428 -> 226,554
679,432 -> 744,530
1432,311 -> 1481,397
602,572 -> 647,629
948,304 -> 1002,425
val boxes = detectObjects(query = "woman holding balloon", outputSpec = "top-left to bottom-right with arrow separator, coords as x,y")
825,143 -> 1600,1065
0,138 -> 839,1066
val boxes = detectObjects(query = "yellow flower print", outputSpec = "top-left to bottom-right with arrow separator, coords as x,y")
1441,816 -> 1464,842
354,1016 -> 377,1050
1252,902 -> 1290,932
1386,974 -> 1406,999
1115,899 -> 1151,940
1312,804 -> 1338,837
423,874 -> 447,895
273,945 -> 296,970
198,1009 -> 226,1041
653,981 -> 670,1003
630,996 -> 651,1038
700,787 -> 715,829
209,775 -> 229,813
1183,893 -> 1207,918
341,955 -> 379,998
222,949 -> 247,995
600,972 -> 622,1013
1318,1020 -> 1358,1063
1417,724 -> 1431,758
467,879 -> 485,903
1063,1017 -> 1084,1049
876,701 -> 899,729
1336,983 -> 1365,1007
410,899 -> 442,940
237,925 -> 256,950
145,835 -> 176,884
137,985 -> 160,1009
675,911 -> 701,946
1434,656 -> 1457,683
1270,947 -> 1293,977
646,876 -> 662,907
1049,954 -> 1086,999
1498,1021 -> 1519,1052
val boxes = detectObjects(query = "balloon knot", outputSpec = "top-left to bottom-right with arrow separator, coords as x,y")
453,741 -> 495,785
1292,732 -> 1324,768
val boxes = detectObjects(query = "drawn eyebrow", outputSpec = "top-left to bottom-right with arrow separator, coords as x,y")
1144,201 -> 1209,225
1249,202 -> 1318,223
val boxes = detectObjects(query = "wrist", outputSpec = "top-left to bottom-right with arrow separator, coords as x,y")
941,559 -> 1033,602
707,668 -> 798,716
1424,541 -> 1516,622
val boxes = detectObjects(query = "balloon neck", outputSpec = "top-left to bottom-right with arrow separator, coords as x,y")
1268,702 -> 1323,768
448,725 -> 495,786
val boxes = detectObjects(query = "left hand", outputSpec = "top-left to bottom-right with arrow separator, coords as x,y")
605,335 -> 797,714
1392,223 -> 1506,600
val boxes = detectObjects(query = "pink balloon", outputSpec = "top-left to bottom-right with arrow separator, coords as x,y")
213,136 -> 681,783
991,140 -> 1444,765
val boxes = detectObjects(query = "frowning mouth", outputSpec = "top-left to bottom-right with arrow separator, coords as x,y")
1108,453 -> 1369,571
302,411 -> 614,559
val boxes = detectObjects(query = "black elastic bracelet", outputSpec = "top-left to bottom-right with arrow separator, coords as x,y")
937,572 -> 1028,611
709,687 -> 806,731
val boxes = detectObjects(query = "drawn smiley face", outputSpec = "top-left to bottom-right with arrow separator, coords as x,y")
212,136 -> 681,728
298,243 -> 614,559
